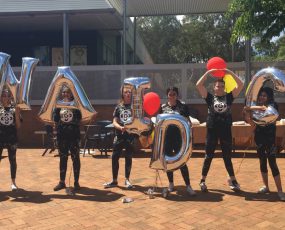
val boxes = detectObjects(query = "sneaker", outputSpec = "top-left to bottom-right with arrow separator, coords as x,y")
125,179 -> 133,189
168,182 -> 174,192
74,182 -> 81,191
11,183 -> 18,191
199,181 -> 208,192
228,179 -> 241,192
278,191 -> 285,201
53,182 -> 66,191
103,181 -> 118,188
257,186 -> 270,194
186,185 -> 196,196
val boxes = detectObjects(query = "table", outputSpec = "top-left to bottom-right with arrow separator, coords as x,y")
192,122 -> 285,151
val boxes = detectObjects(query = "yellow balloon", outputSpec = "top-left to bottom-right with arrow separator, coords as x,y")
223,74 -> 237,93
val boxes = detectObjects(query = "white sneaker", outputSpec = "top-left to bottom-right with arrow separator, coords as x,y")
278,191 -> 285,201
186,185 -> 196,196
125,179 -> 133,189
199,181 -> 208,192
228,179 -> 241,192
11,184 -> 18,191
168,182 -> 174,192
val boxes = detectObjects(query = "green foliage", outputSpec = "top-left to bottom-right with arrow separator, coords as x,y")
170,14 -> 245,63
137,14 -> 246,64
137,16 -> 181,64
228,0 -> 285,43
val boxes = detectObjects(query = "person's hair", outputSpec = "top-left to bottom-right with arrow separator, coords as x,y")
119,85 -> 131,104
60,85 -> 74,101
214,79 -> 225,86
258,87 -> 274,104
166,86 -> 179,96
1,88 -> 11,97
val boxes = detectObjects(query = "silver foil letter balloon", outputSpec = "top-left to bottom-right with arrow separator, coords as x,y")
124,77 -> 152,135
150,113 -> 192,171
0,52 -> 10,81
17,57 -> 39,109
245,67 -> 285,125
0,52 -> 38,110
38,66 -> 96,124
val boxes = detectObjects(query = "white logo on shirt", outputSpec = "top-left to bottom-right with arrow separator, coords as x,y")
60,109 -> 73,123
213,97 -> 228,113
119,109 -> 132,123
0,110 -> 14,126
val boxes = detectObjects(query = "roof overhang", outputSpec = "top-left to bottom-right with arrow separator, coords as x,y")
108,0 -> 231,17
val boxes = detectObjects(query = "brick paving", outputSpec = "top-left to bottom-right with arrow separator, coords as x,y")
0,149 -> 285,229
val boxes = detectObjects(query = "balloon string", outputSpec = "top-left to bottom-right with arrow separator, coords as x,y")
235,136 -> 252,175
153,170 -> 163,192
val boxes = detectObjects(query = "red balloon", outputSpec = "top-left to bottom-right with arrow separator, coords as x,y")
143,92 -> 160,116
206,57 -> 227,78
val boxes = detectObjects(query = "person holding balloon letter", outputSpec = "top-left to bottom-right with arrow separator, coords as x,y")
0,89 -> 22,191
159,87 -> 196,196
196,57 -> 244,192
104,86 -> 136,189
53,86 -> 82,192
244,86 -> 285,201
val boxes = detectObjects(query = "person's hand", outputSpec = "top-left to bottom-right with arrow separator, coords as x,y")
121,126 -> 126,133
260,105 -> 267,111
243,106 -> 251,111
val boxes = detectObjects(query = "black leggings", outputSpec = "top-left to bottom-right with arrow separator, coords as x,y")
0,144 -> 17,179
202,126 -> 235,177
167,165 -> 190,186
112,138 -> 134,180
165,126 -> 191,185
255,127 -> 279,177
257,145 -> 280,177
58,140 -> 81,183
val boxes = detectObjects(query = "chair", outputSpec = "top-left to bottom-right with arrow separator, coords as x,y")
82,120 -> 114,157
42,125 -> 58,156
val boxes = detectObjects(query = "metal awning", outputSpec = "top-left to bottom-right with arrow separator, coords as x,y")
108,0 -> 231,17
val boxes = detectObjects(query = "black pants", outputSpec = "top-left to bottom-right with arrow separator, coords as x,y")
202,125 -> 235,177
112,137 -> 134,180
255,127 -> 280,177
165,126 -> 190,185
0,144 -> 17,179
58,139 -> 81,183
167,165 -> 190,186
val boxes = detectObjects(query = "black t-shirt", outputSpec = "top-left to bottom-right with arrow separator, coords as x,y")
255,102 -> 278,144
159,100 -> 190,118
0,106 -> 17,144
159,100 -> 189,155
113,103 -> 134,139
53,107 -> 82,141
205,92 -> 234,128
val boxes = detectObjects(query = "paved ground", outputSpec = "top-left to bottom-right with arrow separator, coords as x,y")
0,149 -> 285,229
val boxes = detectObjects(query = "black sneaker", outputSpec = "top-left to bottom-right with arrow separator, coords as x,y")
53,182 -> 66,191
74,182 -> 81,191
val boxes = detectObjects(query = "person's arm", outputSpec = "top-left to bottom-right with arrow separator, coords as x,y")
244,105 -> 267,111
243,107 -> 256,130
52,108 -> 60,123
196,70 -> 210,98
113,117 -> 125,133
15,107 -> 22,129
225,69 -> 244,98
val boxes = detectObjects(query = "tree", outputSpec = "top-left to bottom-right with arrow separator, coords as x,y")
170,14 -> 246,63
137,14 -> 246,64
228,0 -> 285,43
137,16 -> 181,64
